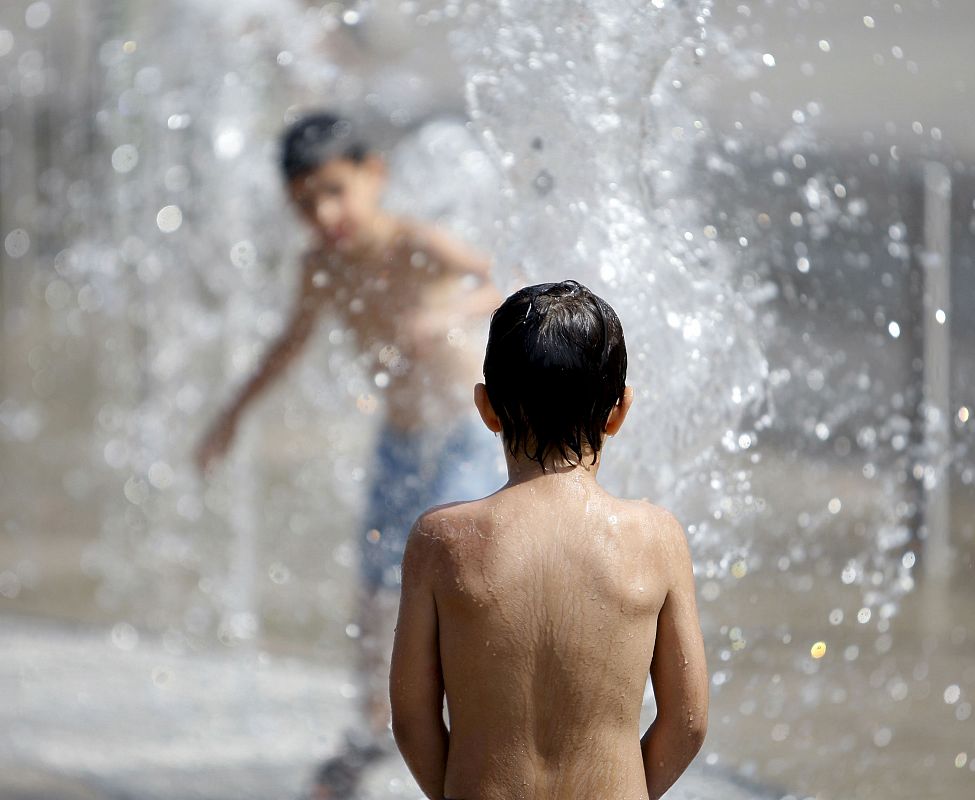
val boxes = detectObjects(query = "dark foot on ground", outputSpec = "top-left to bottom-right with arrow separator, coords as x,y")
308,733 -> 392,799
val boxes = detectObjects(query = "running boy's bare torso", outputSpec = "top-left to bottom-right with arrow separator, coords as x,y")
398,474 -> 707,800
305,220 -> 498,430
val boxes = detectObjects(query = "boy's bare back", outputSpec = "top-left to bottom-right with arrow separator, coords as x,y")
393,476 -> 707,800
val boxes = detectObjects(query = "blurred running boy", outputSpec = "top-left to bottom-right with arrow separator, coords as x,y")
196,112 -> 503,791
390,281 -> 708,800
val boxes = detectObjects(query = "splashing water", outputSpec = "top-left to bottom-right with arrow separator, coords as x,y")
449,0 -> 767,522
3,0 -> 927,662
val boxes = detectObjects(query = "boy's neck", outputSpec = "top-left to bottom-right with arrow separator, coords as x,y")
503,450 -> 603,488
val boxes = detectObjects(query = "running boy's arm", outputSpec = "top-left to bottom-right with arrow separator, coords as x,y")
390,519 -> 449,800
194,257 -> 329,472
641,513 -> 709,800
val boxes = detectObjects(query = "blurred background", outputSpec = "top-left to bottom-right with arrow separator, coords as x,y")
1,1 -> 973,798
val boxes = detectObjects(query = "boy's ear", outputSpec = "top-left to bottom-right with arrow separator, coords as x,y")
604,385 -> 634,437
474,383 -> 503,434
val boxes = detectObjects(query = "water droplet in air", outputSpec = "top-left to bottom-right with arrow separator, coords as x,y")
533,169 -> 554,196
230,240 -> 257,269
25,2 -> 52,30
111,622 -> 139,651
4,229 -> 30,258
111,144 -> 139,173
156,205 -> 182,233
214,126 -> 244,159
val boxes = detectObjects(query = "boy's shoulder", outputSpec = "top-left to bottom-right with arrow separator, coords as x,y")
411,495 -> 494,541
628,497 -> 683,531
611,495 -> 686,543
402,497 -> 493,577
627,498 -> 695,576
394,217 -> 447,251
395,218 -> 491,278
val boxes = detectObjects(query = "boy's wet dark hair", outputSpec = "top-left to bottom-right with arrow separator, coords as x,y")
484,280 -> 627,469
279,111 -> 369,181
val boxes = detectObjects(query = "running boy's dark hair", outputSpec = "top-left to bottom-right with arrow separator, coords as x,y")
483,280 -> 627,469
279,112 -> 369,181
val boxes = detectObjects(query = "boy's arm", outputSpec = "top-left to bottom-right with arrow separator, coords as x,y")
641,513 -> 709,800
195,260 -> 328,472
390,518 -> 449,800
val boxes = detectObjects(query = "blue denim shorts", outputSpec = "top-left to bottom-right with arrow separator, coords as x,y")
360,417 -> 504,590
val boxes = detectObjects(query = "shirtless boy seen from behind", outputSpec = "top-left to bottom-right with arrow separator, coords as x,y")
390,281 -> 708,800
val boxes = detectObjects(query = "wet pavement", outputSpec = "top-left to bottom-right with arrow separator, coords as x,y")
0,616 -> 771,800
